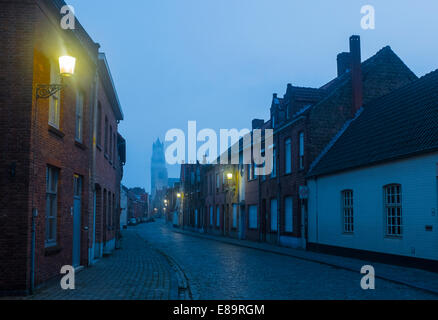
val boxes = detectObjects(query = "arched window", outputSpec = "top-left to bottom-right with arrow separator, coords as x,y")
384,184 -> 402,236
341,190 -> 354,233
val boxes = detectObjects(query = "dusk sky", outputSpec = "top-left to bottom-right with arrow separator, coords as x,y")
68,0 -> 438,192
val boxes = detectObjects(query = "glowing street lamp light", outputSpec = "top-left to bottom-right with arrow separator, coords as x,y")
59,55 -> 76,77
177,193 -> 181,198
226,172 -> 233,180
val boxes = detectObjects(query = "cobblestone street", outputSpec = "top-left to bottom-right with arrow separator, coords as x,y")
29,230 -> 179,300
28,219 -> 438,300
137,220 -> 438,300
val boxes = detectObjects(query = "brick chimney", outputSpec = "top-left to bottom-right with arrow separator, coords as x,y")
349,35 -> 363,114
337,52 -> 351,77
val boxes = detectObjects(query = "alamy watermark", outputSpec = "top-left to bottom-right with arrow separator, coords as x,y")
165,121 -> 273,175
60,5 -> 75,30
60,265 -> 75,290
361,5 -> 375,30
360,265 -> 375,290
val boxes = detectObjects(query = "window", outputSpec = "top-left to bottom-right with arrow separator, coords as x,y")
384,184 -> 402,236
210,206 -> 213,226
232,204 -> 238,229
216,206 -> 220,227
342,190 -> 354,233
285,138 -> 292,174
299,132 -> 304,170
49,62 -> 61,128
45,166 -> 59,246
216,173 -> 220,192
104,117 -> 108,154
284,196 -> 293,232
249,205 -> 258,229
97,102 -> 102,146
75,91 -> 84,142
195,209 -> 198,227
113,133 -> 116,163
271,148 -> 277,178
109,126 -> 113,161
270,199 -> 278,231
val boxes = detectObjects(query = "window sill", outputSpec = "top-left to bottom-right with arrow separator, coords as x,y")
96,144 -> 102,151
48,125 -> 65,139
44,245 -> 62,256
75,140 -> 87,150
384,235 -> 403,240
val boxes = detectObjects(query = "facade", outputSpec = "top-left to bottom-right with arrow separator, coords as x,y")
91,53 -> 124,260
307,70 -> 438,266
150,138 -> 168,199
127,188 -> 149,223
0,0 -> 125,295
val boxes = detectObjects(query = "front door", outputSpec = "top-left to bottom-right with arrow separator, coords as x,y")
239,205 -> 246,239
73,175 -> 82,267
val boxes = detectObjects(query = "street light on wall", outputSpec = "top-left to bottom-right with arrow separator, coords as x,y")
36,55 -> 76,99
177,193 -> 182,198
226,172 -> 233,180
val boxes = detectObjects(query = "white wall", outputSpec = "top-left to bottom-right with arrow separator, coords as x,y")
308,152 -> 438,261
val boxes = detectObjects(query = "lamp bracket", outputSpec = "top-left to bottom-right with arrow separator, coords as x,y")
36,84 -> 66,99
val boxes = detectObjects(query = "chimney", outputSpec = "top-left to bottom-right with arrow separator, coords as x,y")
337,52 -> 351,76
349,35 -> 363,114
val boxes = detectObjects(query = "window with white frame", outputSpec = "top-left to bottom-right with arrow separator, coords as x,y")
342,190 -> 354,233
216,206 -> 220,227
49,62 -> 61,128
271,148 -> 277,178
270,199 -> 278,231
384,184 -> 402,236
299,132 -> 304,170
249,205 -> 258,229
285,138 -> 292,174
45,166 -> 59,246
284,196 -> 293,232
210,206 -> 213,226
232,204 -> 238,229
75,91 -> 84,142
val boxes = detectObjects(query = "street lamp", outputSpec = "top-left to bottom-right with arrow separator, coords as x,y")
36,55 -> 76,99
177,193 -> 181,198
226,172 -> 233,180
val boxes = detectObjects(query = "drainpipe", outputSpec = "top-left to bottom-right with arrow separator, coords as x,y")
30,208 -> 37,294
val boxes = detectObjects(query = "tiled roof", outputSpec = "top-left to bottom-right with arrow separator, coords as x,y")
308,69 -> 438,177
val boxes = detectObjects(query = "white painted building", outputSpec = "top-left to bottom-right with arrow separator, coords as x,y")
307,69 -> 438,263
308,153 -> 438,261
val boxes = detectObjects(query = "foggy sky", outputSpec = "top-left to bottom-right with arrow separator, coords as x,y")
67,0 -> 438,192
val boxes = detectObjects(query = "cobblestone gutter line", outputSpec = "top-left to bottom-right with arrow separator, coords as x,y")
172,228 -> 438,297
153,247 -> 196,300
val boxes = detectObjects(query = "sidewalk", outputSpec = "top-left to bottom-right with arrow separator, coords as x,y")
173,228 -> 438,296
25,229 -> 182,300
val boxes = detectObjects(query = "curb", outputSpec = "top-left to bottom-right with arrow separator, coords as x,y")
172,228 -> 438,297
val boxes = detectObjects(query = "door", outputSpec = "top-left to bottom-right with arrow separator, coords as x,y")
239,205 -> 246,239
73,175 -> 82,267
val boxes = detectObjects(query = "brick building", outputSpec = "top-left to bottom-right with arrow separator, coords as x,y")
91,53 -> 124,259
0,0 -> 125,295
181,35 -> 418,250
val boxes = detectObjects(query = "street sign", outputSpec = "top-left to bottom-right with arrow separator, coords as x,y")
299,186 -> 309,200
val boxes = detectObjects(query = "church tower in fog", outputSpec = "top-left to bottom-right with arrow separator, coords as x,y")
150,138 -> 168,199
